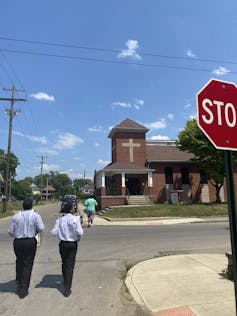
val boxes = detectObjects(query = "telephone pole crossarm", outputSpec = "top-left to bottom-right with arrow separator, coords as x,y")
0,98 -> 26,102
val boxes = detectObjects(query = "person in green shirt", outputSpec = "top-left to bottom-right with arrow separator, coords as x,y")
84,193 -> 98,227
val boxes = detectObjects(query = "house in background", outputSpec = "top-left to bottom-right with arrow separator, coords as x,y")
42,185 -> 56,200
79,184 -> 94,195
95,118 -> 225,209
31,183 -> 40,197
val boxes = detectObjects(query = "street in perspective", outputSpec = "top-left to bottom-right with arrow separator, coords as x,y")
0,202 -> 234,316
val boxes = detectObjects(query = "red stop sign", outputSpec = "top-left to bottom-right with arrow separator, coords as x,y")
197,78 -> 237,150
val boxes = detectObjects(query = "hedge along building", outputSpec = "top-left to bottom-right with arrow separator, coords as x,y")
95,118 -> 225,209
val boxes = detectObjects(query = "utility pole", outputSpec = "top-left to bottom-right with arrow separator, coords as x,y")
46,177 -> 48,201
37,155 -> 48,201
0,85 -> 26,212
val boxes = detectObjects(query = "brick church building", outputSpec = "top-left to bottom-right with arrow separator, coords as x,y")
95,118 -> 225,209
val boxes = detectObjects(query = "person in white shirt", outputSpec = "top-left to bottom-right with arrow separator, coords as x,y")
8,197 -> 45,299
51,201 -> 83,297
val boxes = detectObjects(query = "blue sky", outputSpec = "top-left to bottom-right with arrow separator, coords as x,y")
0,1 -> 237,180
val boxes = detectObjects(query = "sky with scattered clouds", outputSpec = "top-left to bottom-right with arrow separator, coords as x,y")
0,0 -> 237,180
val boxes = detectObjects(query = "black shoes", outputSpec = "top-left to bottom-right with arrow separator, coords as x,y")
18,290 -> 29,299
64,289 -> 71,297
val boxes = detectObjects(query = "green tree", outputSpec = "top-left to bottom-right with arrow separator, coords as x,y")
11,179 -> 32,200
177,119 -> 226,203
34,173 -> 50,189
0,149 -> 19,182
50,171 -> 73,198
34,171 -> 73,199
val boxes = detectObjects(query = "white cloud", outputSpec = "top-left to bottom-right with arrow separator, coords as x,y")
134,99 -> 144,110
94,142 -> 100,147
30,92 -> 55,101
212,66 -> 230,75
117,39 -> 142,60
35,147 -> 59,155
112,98 -> 144,110
168,113 -> 174,120
144,119 -> 167,130
88,125 -> 104,132
33,163 -> 60,171
53,132 -> 84,150
112,102 -> 132,109
189,114 -> 196,119
97,159 -> 110,165
186,49 -> 196,58
184,103 -> 192,109
150,135 -> 170,140
27,135 -> 48,144
13,131 -> 48,144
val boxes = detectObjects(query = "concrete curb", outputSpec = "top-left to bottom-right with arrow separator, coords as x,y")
99,216 -> 229,223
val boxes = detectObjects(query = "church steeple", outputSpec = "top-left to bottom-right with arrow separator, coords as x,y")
108,118 -> 148,165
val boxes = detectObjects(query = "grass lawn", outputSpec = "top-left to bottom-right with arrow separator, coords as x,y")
0,200 -> 59,219
104,203 -> 229,218
0,201 -> 22,219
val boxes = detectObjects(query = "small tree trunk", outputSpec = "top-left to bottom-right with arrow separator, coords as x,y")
215,184 -> 223,203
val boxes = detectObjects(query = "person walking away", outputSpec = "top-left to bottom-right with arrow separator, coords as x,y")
84,193 -> 98,227
8,197 -> 45,299
51,202 -> 83,297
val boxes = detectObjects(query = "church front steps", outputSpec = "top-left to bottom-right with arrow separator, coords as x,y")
127,195 -> 152,206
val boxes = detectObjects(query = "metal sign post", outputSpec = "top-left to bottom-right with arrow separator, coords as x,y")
225,150 -> 237,313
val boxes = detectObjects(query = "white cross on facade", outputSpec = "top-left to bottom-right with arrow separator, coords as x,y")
122,138 -> 140,162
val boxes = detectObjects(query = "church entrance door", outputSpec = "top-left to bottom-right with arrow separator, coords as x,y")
126,178 -> 141,195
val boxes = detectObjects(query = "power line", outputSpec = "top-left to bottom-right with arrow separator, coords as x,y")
0,35 -> 236,65
0,50 -> 26,94
0,47 -> 234,74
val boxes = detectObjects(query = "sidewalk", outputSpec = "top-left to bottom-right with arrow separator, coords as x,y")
125,254 -> 235,316
92,215 -> 228,226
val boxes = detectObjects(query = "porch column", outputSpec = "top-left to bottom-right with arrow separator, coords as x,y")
101,172 -> 106,196
121,172 -> 126,195
148,172 -> 153,187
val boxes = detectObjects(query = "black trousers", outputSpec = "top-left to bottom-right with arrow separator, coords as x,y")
59,241 -> 78,291
13,238 -> 37,293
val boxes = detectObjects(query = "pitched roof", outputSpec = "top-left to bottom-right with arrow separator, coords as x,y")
108,118 -> 149,138
42,185 -> 56,191
146,144 -> 195,162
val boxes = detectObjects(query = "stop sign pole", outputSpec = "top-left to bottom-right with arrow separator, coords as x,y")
197,78 -> 237,312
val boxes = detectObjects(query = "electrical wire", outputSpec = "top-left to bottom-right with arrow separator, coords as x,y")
0,35 -> 236,65
0,47 -> 233,74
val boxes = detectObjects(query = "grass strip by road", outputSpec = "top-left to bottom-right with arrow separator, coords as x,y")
0,201 -> 22,218
103,203 -> 228,218
0,200 -> 58,219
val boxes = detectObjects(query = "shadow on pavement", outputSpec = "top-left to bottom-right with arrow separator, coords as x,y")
0,279 -> 16,293
35,274 -> 63,294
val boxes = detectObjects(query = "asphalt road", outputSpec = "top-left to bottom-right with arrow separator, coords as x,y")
0,203 -> 231,316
